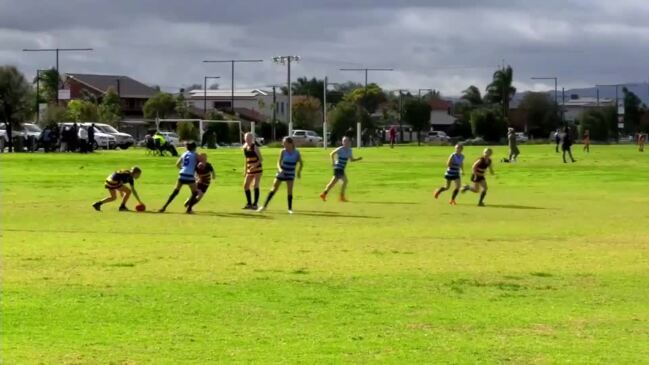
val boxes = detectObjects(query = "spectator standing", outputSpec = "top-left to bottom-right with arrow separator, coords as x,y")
88,123 -> 96,152
78,126 -> 88,153
389,126 -> 397,148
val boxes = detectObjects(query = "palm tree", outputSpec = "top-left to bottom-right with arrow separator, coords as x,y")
461,85 -> 484,106
486,66 -> 516,120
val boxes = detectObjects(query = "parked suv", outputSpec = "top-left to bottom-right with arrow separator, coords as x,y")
59,123 -> 116,150
291,130 -> 323,143
91,123 -> 135,149
425,130 -> 450,142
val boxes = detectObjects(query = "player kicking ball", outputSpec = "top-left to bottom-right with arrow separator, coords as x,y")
462,148 -> 495,206
257,137 -> 303,214
320,136 -> 362,202
93,166 -> 144,211
434,143 -> 464,205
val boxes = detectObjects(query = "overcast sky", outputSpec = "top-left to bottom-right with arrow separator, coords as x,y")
2,0 -> 649,96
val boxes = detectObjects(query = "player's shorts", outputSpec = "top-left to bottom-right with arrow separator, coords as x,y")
197,182 -> 210,193
178,178 -> 196,185
105,180 -> 123,190
275,172 -> 295,181
445,174 -> 460,181
471,174 -> 485,183
333,168 -> 346,179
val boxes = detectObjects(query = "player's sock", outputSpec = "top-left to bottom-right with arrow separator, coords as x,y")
245,189 -> 252,206
479,191 -> 487,204
186,192 -> 199,212
288,195 -> 293,210
263,191 -> 275,207
451,189 -> 459,200
253,188 -> 260,206
162,189 -> 179,210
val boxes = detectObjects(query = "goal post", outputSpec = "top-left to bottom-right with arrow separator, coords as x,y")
156,118 -> 243,145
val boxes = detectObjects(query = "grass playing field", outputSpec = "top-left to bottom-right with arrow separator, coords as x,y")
1,144 -> 648,364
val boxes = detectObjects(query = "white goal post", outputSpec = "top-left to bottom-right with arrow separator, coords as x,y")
156,118 -> 243,145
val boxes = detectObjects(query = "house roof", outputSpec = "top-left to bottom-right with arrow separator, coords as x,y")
65,73 -> 157,98
428,98 -> 453,111
187,89 -> 268,99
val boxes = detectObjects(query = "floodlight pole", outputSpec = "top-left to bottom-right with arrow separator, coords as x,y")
340,67 -> 394,148
323,77 -> 341,149
274,55 -> 301,136
203,76 -> 221,119
202,59 -> 263,114
22,48 -> 93,102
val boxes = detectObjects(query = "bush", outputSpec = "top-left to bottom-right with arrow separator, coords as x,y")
177,121 -> 199,142
470,108 -> 507,142
579,109 -> 613,141
447,119 -> 473,139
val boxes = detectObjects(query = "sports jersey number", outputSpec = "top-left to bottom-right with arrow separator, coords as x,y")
183,155 -> 191,167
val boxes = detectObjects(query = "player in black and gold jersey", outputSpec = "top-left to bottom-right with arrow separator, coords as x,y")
242,133 -> 263,209
93,166 -> 144,211
184,153 -> 215,207
462,148 -> 495,206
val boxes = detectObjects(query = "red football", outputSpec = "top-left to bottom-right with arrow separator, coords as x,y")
135,204 -> 146,212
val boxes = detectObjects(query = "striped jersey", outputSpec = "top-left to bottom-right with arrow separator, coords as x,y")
179,151 -> 198,181
474,157 -> 491,177
278,149 -> 301,179
334,147 -> 353,170
243,144 -> 262,174
106,169 -> 134,186
444,153 -> 464,179
196,162 -> 214,185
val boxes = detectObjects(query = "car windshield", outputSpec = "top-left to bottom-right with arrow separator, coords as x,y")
23,124 -> 42,132
98,125 -> 119,133
306,131 -> 317,136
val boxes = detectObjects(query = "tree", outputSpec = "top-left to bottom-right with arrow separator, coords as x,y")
175,93 -> 191,118
402,99 -> 431,145
0,66 -> 34,152
580,107 -> 616,141
342,83 -> 386,114
292,96 -> 322,130
177,121 -> 199,141
328,101 -> 370,144
98,87 -> 122,126
623,87 -> 644,133
518,92 -> 560,138
143,92 -> 176,119
461,85 -> 484,106
486,66 -> 516,120
470,108 -> 507,142
42,105 -> 68,127
35,68 -> 59,104
66,99 -> 98,123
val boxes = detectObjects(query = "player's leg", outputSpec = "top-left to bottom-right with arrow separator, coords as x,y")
159,181 -> 183,213
259,179 -> 281,211
286,180 -> 295,213
450,178 -> 461,204
435,179 -> 452,198
320,176 -> 339,201
478,180 -> 488,206
93,188 -> 117,211
118,186 -> 131,211
568,147 -> 576,162
252,173 -> 262,208
339,175 -> 349,201
185,183 -> 200,213
243,174 -> 254,209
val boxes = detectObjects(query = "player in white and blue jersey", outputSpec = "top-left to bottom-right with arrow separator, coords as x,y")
320,137 -> 362,202
434,143 -> 465,205
257,137 -> 303,214
159,141 -> 200,214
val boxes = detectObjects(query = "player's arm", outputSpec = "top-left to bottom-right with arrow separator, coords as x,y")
130,183 -> 143,204
175,157 -> 182,169
472,160 -> 480,174
351,152 -> 362,162
446,155 -> 453,168
277,150 -> 284,171
296,154 -> 304,179
489,164 -> 495,175
255,147 -> 263,164
211,165 -> 216,179
461,160 -> 465,175
329,147 -> 341,165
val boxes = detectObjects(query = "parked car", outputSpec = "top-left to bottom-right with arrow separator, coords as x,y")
91,123 -> 135,149
0,123 -> 39,151
291,130 -> 323,144
59,123 -> 116,149
515,132 -> 528,143
0,123 -> 26,143
159,131 -> 180,146
425,130 -> 450,142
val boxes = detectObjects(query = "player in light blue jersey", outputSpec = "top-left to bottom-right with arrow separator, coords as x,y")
258,137 -> 303,214
434,143 -> 465,205
319,137 -> 362,202
159,141 -> 200,214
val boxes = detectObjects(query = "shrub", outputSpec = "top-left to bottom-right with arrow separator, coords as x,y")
470,108 -> 507,142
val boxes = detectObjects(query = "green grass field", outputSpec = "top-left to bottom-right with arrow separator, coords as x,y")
1,144 -> 648,364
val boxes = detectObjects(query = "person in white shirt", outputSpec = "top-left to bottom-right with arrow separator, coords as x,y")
78,126 -> 88,153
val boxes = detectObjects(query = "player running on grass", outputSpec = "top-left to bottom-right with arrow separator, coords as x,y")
184,153 -> 215,208
92,166 -> 144,211
257,137 -> 303,214
242,132 -> 263,209
159,141 -> 200,214
434,143 -> 464,205
320,136 -> 362,202
462,148 -> 495,207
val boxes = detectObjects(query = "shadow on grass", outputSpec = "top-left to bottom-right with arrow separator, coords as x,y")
153,210 -> 273,220
293,210 -> 380,219
350,201 -> 419,206
484,204 -> 547,210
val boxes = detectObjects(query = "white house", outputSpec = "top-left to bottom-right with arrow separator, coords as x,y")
429,99 -> 456,131
561,96 -> 614,122
187,89 -> 290,123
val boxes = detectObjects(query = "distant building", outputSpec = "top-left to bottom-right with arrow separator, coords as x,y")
186,89 -> 290,123
428,99 -> 455,131
561,95 -> 614,122
63,73 -> 157,118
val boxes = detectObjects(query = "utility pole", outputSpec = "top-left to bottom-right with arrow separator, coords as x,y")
23,48 -> 93,103
323,77 -> 340,149
202,59 -> 263,114
396,89 -> 408,142
340,67 -> 394,147
274,55 -> 301,136
266,84 -> 283,141
203,76 -> 221,119
531,76 -> 559,125
35,69 -> 48,123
